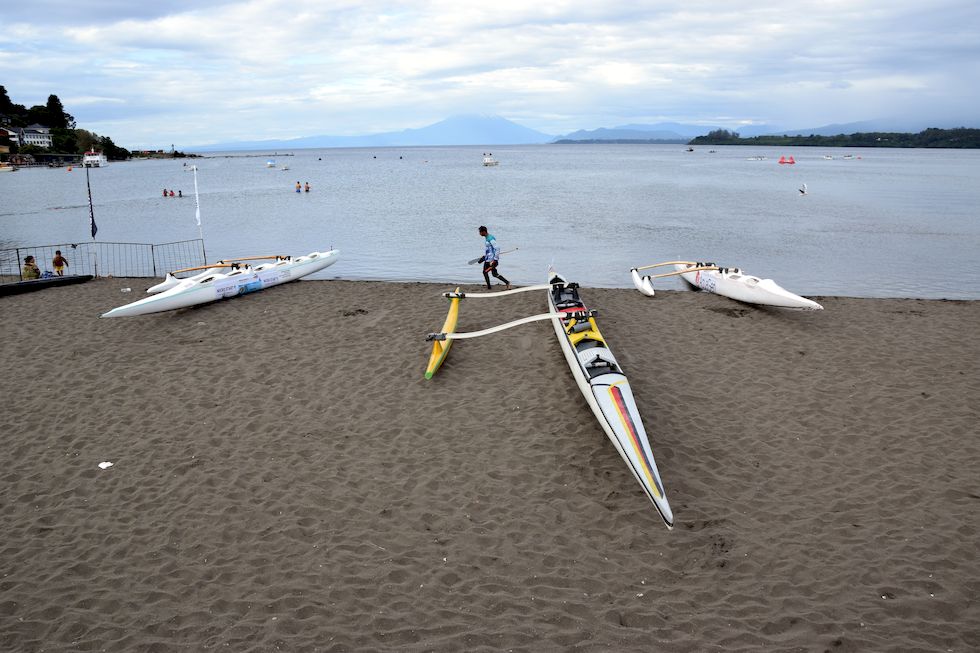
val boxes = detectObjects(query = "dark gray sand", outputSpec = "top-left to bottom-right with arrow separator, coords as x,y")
1,279 -> 977,651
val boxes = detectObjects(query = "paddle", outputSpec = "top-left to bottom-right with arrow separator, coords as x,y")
467,247 -> 519,265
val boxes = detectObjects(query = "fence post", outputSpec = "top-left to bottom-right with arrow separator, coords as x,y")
151,244 -> 157,277
200,239 -> 207,266
16,248 -> 22,281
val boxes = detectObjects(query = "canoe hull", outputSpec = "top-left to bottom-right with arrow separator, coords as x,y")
630,268 -> 656,296
0,275 -> 94,297
547,271 -> 673,528
676,263 -> 822,310
102,250 -> 339,317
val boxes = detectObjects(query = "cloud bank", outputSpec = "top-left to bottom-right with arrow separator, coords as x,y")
2,0 -> 978,147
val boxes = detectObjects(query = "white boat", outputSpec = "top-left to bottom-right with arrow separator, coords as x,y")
632,261 -> 821,309
547,270 -> 673,528
482,155 -> 499,166
102,249 -> 340,317
266,160 -> 276,168
82,151 -> 108,167
0,163 -> 16,172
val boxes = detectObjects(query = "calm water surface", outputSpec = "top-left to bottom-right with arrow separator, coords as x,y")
2,144 -> 978,298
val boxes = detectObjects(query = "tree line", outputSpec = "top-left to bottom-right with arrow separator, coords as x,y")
0,85 -> 131,160
689,128 -> 980,148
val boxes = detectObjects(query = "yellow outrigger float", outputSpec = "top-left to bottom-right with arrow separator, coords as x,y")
424,288 -> 461,379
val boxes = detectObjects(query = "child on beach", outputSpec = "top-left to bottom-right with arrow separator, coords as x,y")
52,250 -> 69,276
22,255 -> 40,280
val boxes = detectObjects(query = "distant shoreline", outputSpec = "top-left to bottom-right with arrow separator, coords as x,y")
689,127 -> 980,148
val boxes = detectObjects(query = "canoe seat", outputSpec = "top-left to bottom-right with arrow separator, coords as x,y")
584,356 -> 620,379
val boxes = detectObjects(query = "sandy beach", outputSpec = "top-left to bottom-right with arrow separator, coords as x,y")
1,278 -> 977,652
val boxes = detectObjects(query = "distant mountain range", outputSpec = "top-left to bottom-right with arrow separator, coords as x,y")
190,115 -> 553,151
187,114 -> 973,151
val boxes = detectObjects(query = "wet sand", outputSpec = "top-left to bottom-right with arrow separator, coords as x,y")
1,278 -> 977,651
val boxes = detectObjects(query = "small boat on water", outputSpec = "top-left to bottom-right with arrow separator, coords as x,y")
778,155 -> 796,165
631,260 -> 822,310
102,249 -> 340,317
0,162 -> 17,173
482,154 -> 499,166
83,151 -> 108,167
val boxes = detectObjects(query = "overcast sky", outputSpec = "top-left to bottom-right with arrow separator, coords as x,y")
2,0 -> 978,147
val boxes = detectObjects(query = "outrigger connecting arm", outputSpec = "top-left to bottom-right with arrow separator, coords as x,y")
426,310 -> 595,341
443,283 -> 561,300
644,265 -> 718,279
632,260 -> 700,272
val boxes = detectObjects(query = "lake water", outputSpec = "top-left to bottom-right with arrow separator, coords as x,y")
2,144 -> 979,298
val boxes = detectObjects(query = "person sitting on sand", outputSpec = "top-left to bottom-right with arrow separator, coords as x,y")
23,255 -> 40,280
52,250 -> 69,276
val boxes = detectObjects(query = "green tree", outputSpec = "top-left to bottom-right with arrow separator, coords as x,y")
26,104 -> 50,126
99,135 -> 130,160
51,127 -> 78,153
0,85 -> 13,115
45,94 -> 75,129
74,128 -> 98,152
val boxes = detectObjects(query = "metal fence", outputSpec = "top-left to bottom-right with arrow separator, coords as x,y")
0,239 -> 206,281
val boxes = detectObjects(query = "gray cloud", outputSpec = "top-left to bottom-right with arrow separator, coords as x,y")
1,0 -> 977,147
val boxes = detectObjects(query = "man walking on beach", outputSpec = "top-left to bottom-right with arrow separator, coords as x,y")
477,225 -> 510,290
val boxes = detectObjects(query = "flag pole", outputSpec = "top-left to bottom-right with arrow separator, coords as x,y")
193,165 -> 203,239
192,164 -> 206,262
85,163 -> 99,276
85,164 -> 97,240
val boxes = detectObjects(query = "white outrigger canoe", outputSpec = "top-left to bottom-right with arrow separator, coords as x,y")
546,271 -> 673,528
425,275 -> 673,528
101,249 -> 339,318
631,260 -> 822,310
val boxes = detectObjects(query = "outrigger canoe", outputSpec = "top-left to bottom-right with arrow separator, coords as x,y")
631,260 -> 822,310
1,274 -> 93,297
101,249 -> 339,317
425,277 -> 673,528
547,271 -> 673,528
